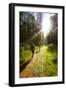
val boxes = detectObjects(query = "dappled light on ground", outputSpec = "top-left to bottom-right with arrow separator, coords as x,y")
20,46 -> 45,78
20,46 -> 57,78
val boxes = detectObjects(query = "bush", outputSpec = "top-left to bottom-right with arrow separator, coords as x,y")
20,46 -> 32,65
47,44 -> 55,51
44,46 -> 58,76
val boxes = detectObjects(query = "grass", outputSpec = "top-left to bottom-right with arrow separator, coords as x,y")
20,44 -> 58,77
20,46 -> 32,65
44,46 -> 58,76
20,45 -> 40,65
35,46 -> 39,53
36,54 -> 43,77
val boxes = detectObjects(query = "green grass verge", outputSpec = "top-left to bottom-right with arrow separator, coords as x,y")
44,46 -> 58,76
20,46 -> 32,65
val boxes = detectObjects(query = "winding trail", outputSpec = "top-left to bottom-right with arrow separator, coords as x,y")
20,46 -> 45,78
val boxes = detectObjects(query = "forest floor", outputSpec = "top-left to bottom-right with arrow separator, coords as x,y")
20,46 -> 45,78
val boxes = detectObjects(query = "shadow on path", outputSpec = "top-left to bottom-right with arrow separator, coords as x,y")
20,59 -> 32,72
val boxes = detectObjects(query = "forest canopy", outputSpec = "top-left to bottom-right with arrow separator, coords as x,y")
20,12 -> 44,46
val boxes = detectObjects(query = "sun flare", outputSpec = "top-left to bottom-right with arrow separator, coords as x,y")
41,14 -> 52,38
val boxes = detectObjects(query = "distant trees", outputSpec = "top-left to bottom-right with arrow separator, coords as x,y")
20,12 -> 58,49
20,12 -> 43,47
20,12 -> 35,43
45,14 -> 58,49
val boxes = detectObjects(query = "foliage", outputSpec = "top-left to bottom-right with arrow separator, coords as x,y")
44,46 -> 58,76
20,13 -> 58,77
20,45 -> 40,65
20,46 -> 32,65
20,45 -> 58,77
20,12 -> 43,46
36,59 -> 42,77
45,14 -> 58,48
34,46 -> 39,53
46,30 -> 58,46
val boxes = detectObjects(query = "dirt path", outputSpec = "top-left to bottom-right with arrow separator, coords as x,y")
20,46 -> 45,78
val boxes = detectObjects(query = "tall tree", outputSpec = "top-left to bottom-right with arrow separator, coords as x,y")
20,12 -> 43,46
46,14 -> 58,47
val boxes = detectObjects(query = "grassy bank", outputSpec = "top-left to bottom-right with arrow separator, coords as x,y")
20,45 -> 40,65
20,45 -> 58,77
44,46 -> 58,76
20,46 -> 32,65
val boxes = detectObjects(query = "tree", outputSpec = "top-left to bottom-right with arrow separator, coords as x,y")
45,14 -> 58,48
20,12 -> 43,47
20,12 -> 35,44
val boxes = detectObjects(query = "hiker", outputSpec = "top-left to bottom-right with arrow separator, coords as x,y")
30,43 -> 35,58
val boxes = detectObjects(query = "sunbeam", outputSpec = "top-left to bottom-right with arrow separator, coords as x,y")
41,14 -> 52,38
